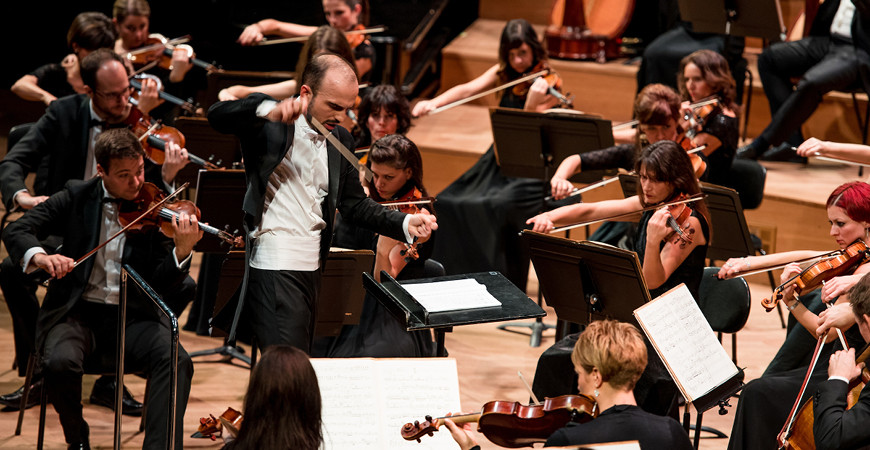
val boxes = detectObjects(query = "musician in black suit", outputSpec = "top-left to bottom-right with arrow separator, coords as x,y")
2,129 -> 198,450
813,273 -> 870,450
0,48 -> 191,413
207,53 -> 437,353
738,0 -> 870,161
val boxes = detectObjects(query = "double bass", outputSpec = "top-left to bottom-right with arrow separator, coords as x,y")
546,0 -> 634,62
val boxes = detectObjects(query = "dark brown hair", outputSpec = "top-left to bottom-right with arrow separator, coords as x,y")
851,274 -> 870,327
571,320 -> 647,391
339,0 -> 369,27
677,49 -> 738,112
496,19 -> 547,84
80,48 -> 129,90
634,83 -> 681,149
366,134 -> 426,201
357,85 -> 411,144
67,12 -> 116,51
95,129 -> 145,171
295,25 -> 357,86
231,346 -> 323,450
112,0 -> 151,22
634,140 -> 710,226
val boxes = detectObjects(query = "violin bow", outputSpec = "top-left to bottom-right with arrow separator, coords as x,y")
727,252 -> 836,279
310,117 -> 374,182
40,183 -> 189,285
549,193 -> 704,234
256,26 -> 386,46
788,146 -> 870,167
426,70 -> 548,116
544,174 -> 624,201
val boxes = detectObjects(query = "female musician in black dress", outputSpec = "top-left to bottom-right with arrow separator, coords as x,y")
677,49 -> 739,186
413,18 -> 568,292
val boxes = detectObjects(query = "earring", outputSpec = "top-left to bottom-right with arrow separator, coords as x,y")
593,389 -> 600,398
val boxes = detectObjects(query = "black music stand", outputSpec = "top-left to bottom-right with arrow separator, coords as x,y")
363,271 -> 546,357
173,117 -> 242,187
313,249 -> 375,337
677,0 -> 786,41
522,231 -> 651,327
489,108 -> 615,346
200,69 -> 294,110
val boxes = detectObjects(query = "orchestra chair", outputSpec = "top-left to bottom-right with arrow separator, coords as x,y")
697,267 -> 751,366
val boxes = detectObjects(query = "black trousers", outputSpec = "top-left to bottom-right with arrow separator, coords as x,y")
758,36 -> 870,147
42,301 -> 192,449
0,255 -> 196,377
246,267 -> 321,353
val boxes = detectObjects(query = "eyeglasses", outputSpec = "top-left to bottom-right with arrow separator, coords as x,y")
94,85 -> 133,101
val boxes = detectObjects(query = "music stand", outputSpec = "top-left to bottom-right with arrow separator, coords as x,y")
174,117 -> 242,187
313,249 -> 375,337
193,169 -> 246,253
523,231 -> 651,327
363,271 -> 546,356
677,0 -> 786,41
489,108 -> 615,346
199,69 -> 294,110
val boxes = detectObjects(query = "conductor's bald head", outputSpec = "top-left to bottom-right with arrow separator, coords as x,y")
299,53 -> 359,133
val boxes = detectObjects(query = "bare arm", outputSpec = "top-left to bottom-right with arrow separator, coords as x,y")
718,250 -> 829,279
796,137 -> 870,164
549,154 -> 581,200
238,19 -> 318,45
218,79 -> 298,102
642,210 -> 707,289
11,74 -> 56,105
526,196 -> 643,233
412,64 -> 500,117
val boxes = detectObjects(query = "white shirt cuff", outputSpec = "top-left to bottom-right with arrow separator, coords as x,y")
828,375 -> 850,384
22,247 -> 47,273
402,214 -> 413,243
12,189 -> 29,210
172,247 -> 193,269
256,100 -> 278,118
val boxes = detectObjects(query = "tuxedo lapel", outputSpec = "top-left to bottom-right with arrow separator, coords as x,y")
326,137 -> 340,216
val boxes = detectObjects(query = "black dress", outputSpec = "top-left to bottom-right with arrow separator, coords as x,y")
699,111 -> 738,187
314,182 -> 437,358
576,143 -> 638,247
430,90 -> 580,291
545,404 -> 693,449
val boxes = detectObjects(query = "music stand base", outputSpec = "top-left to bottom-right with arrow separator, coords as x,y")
189,343 -> 251,366
497,318 -> 555,347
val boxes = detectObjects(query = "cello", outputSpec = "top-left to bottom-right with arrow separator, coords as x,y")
545,0 -> 635,62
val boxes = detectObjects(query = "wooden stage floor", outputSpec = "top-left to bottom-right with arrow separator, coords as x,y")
0,252 -> 785,449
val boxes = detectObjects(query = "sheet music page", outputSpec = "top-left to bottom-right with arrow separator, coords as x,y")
401,278 -> 501,312
312,358 -> 461,450
633,284 -> 738,402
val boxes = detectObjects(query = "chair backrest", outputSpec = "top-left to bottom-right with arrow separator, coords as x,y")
697,267 -> 751,334
725,159 -> 767,210
7,122 -> 34,155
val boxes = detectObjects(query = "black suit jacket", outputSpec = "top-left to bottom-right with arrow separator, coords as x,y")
813,378 -> 870,450
0,93 -> 164,211
2,178 -> 191,346
810,0 -> 870,52
207,93 -> 406,265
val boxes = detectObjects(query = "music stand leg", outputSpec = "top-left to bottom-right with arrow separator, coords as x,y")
434,328 -> 451,357
497,291 -> 554,347
188,341 -> 251,366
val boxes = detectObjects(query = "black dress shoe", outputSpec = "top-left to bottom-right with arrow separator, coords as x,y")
89,377 -> 143,417
67,421 -> 90,450
760,143 -> 808,163
67,444 -> 90,450
736,143 -> 761,160
0,379 -> 42,410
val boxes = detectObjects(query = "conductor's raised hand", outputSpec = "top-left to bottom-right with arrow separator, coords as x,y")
32,253 -> 75,279
266,96 -> 308,124
407,208 -> 438,239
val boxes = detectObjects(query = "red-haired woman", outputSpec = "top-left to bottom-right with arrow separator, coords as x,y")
720,181 -> 870,449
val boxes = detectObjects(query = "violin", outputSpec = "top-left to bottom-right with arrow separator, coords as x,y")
663,195 -> 696,247
126,34 -> 217,73
511,62 -> 574,108
401,394 -> 598,448
193,407 -> 243,441
346,23 -> 367,49
379,187 -> 435,262
129,73 -> 199,116
680,97 -> 721,143
761,239 -> 870,312
125,106 -> 220,169
119,182 -> 242,248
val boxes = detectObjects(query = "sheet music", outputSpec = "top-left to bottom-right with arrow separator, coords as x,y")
401,279 -> 501,312
633,284 -> 738,402
312,358 -> 461,449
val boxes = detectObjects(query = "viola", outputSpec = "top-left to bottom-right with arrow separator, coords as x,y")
379,187 -> 435,262
119,182 -> 242,247
761,239 -> 870,312
401,394 -> 598,448
125,105 -> 220,169
511,62 -> 574,108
